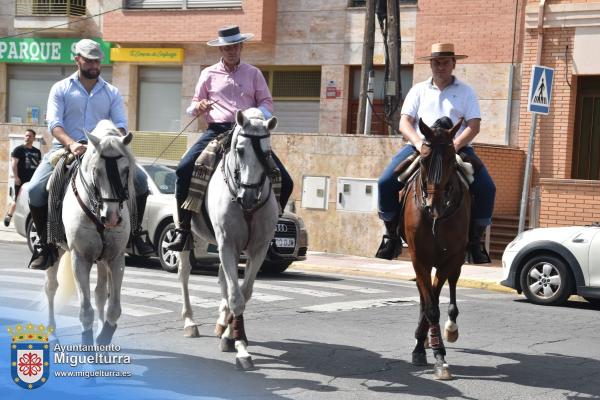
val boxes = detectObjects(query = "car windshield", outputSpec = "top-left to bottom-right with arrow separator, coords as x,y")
143,164 -> 176,194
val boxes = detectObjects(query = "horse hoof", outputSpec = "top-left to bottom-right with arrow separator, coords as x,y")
82,329 -> 93,346
214,323 -> 226,338
184,325 -> 200,338
444,329 -> 459,343
235,356 -> 255,370
219,337 -> 235,352
434,363 -> 453,380
412,352 -> 428,366
96,321 -> 117,345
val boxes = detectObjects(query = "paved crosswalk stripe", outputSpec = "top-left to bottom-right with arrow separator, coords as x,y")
301,296 -> 451,312
0,305 -> 81,328
120,287 -> 220,308
282,279 -> 388,294
121,303 -> 172,317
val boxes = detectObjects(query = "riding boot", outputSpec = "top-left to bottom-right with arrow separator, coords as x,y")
375,216 -> 402,260
131,192 -> 155,256
466,223 -> 491,264
28,205 -> 57,270
167,202 -> 193,252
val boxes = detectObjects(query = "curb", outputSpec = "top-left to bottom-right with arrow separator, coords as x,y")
289,262 -> 514,294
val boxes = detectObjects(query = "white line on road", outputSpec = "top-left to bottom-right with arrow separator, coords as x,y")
300,296 -> 451,313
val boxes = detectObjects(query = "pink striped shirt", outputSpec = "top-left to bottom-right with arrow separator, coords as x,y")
188,59 -> 273,123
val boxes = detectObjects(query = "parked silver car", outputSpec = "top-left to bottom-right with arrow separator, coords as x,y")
13,160 -> 308,273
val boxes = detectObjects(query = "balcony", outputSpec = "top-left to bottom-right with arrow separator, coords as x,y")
14,0 -> 86,31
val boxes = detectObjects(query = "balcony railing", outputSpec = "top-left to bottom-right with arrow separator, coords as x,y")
15,0 -> 86,17
125,0 -> 242,9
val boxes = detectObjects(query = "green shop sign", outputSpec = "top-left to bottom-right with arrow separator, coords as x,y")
0,38 -> 111,64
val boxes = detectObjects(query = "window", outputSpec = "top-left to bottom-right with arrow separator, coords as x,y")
572,76 -> 600,180
137,67 -> 182,132
125,0 -> 241,9
7,64 -> 112,124
349,0 -> 416,7
347,65 -> 413,135
15,0 -> 86,16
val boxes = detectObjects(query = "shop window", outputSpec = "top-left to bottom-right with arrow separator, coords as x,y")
137,67 -> 182,132
7,64 -> 112,125
347,65 -> 413,135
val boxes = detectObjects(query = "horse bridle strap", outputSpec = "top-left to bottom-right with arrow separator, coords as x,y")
71,168 -> 107,259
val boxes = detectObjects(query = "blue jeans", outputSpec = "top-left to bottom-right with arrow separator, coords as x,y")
28,143 -> 149,207
175,123 -> 293,208
377,144 -> 496,227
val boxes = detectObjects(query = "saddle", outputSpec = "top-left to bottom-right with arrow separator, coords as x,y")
182,130 -> 282,213
47,150 -> 78,245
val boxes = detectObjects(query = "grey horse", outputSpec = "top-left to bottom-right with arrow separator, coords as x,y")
178,108 -> 279,370
46,120 -> 136,346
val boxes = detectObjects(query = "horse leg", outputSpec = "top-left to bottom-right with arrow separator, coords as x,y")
71,251 -> 94,345
178,249 -> 199,338
444,269 -> 461,343
412,293 -> 430,366
95,261 -> 109,326
215,267 -> 231,337
428,271 -> 452,380
240,243 -> 270,303
44,251 -> 62,344
96,257 -> 123,345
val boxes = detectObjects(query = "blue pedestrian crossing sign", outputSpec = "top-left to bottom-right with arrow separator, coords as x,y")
527,65 -> 554,115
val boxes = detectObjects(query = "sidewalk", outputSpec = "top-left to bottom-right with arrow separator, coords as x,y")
0,225 -> 508,292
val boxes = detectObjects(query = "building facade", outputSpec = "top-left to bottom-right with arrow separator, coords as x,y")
1,0 -> 599,257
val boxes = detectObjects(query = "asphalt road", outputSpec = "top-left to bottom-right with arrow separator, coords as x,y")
1,242 -> 599,400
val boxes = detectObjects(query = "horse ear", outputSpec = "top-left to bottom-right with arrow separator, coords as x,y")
236,110 -> 246,126
86,131 -> 101,150
449,117 -> 464,138
122,132 -> 134,146
266,116 -> 278,131
418,118 -> 433,141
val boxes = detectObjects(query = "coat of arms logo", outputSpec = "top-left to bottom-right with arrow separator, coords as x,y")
8,323 -> 53,389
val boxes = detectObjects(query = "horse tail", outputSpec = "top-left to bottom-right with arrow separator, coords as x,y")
55,251 -> 77,307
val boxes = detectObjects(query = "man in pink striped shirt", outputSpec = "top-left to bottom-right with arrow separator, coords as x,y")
168,25 -> 293,251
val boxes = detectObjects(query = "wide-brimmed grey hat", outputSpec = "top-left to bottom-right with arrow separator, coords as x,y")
207,26 -> 254,47
75,39 -> 103,60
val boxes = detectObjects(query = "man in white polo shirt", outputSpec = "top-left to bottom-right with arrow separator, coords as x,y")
376,43 -> 496,264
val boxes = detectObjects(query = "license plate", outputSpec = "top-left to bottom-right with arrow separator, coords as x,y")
274,237 -> 295,248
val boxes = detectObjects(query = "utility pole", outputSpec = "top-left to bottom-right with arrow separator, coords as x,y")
385,0 -> 401,135
357,0 -> 376,135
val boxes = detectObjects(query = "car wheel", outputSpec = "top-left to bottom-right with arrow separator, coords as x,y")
260,261 -> 292,274
519,255 -> 572,306
26,218 -> 40,254
157,222 -> 179,273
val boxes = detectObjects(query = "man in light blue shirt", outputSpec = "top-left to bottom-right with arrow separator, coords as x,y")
28,39 -> 154,270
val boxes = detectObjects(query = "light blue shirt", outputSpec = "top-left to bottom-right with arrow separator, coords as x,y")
47,72 -> 127,144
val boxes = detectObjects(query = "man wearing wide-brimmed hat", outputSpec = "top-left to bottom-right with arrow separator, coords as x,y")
375,43 -> 496,264
168,26 -> 294,251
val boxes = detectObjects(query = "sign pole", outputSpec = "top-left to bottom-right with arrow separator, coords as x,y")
518,113 -> 538,234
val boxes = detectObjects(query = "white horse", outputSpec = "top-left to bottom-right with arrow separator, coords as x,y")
179,108 -> 279,369
45,120 -> 136,345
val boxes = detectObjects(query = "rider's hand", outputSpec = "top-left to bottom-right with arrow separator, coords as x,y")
196,99 -> 214,114
68,142 -> 87,157
415,140 -> 424,154
14,177 -> 21,186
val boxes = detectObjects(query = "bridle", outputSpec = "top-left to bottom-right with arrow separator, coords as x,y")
222,125 -> 276,216
71,154 -> 130,260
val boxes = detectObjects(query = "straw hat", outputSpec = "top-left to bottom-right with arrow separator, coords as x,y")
418,43 -> 468,60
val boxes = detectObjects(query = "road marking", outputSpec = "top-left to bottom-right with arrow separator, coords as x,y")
120,287 -> 220,308
279,279 -> 389,294
300,296 -> 451,313
120,303 -> 172,317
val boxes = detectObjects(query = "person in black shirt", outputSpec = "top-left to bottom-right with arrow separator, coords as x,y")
4,129 -> 42,227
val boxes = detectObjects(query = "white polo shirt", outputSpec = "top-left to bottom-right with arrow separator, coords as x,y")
400,76 -> 481,138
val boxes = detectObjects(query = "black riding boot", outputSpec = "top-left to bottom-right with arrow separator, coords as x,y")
131,193 -> 154,256
166,202 -> 193,252
466,223 -> 491,264
28,205 -> 57,270
375,216 -> 402,260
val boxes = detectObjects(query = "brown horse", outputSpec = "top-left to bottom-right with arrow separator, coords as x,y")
400,117 -> 471,380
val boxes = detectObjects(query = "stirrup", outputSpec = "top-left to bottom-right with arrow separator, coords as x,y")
167,228 -> 190,252
132,230 -> 154,256
465,244 -> 491,264
28,244 -> 58,270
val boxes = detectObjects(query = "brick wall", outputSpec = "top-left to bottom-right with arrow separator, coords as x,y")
476,144 -> 525,215
518,26 -> 576,181
415,0 -> 525,64
103,0 -> 276,44
539,179 -> 600,226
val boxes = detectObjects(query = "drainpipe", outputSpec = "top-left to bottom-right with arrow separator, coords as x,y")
518,0 -> 546,234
